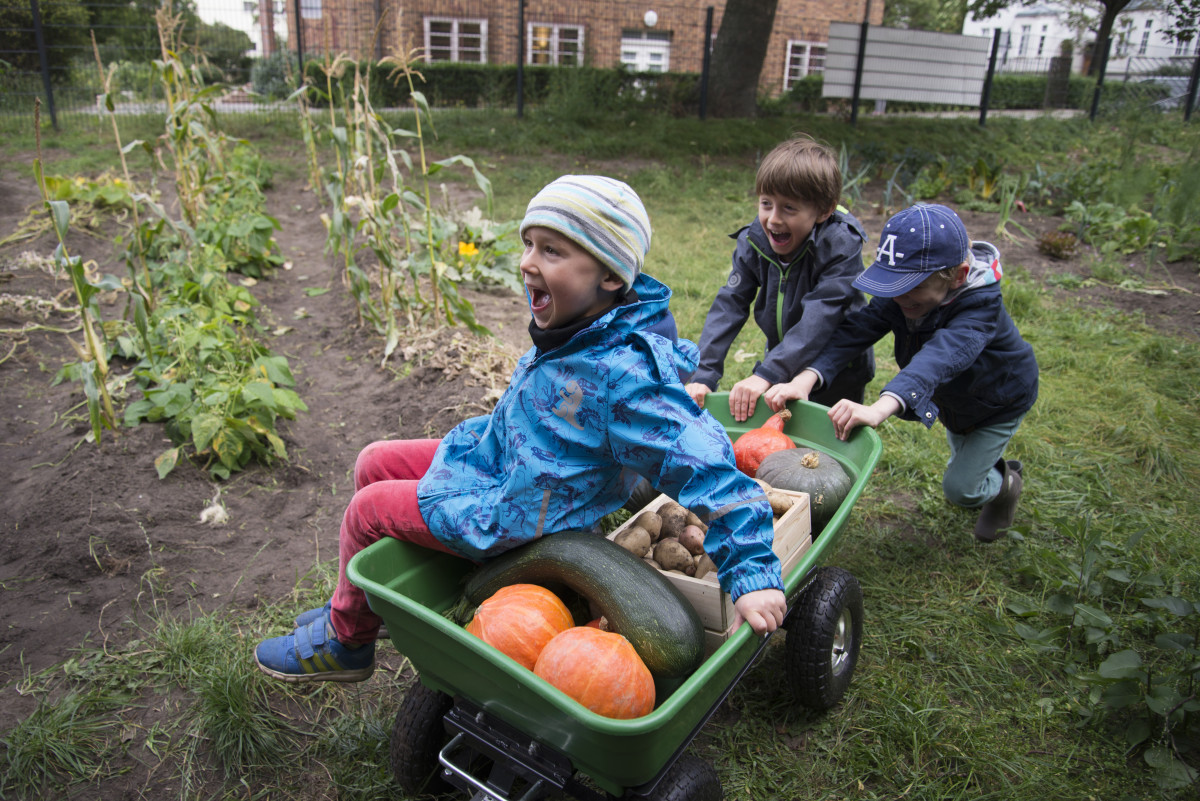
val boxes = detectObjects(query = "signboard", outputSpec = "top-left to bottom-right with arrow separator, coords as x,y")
823,22 -> 993,106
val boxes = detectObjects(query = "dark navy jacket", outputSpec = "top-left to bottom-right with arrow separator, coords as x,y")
809,245 -> 1038,434
692,211 -> 875,392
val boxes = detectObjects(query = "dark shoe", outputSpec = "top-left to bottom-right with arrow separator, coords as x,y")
256,608 -> 375,683
974,459 -> 1023,542
1006,459 -> 1023,477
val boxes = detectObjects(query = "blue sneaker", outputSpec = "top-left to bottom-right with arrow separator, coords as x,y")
294,603 -> 388,641
256,609 -> 375,683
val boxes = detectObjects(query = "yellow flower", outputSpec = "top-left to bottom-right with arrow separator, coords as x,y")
458,241 -> 479,257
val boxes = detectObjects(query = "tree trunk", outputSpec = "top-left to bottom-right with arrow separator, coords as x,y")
707,0 -> 780,118
1090,0 -> 1132,76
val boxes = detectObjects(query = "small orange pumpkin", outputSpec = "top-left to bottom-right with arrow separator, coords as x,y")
732,408 -> 795,477
466,584 -> 574,670
534,626 -> 655,719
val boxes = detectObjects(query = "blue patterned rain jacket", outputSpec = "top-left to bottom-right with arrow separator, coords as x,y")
417,273 -> 783,602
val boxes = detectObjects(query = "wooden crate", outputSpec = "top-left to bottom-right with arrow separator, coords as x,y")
606,490 -> 811,640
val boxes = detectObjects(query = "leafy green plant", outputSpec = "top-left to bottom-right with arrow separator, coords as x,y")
1038,230 -> 1080,260
1007,514 -> 1200,790
32,102 -> 122,443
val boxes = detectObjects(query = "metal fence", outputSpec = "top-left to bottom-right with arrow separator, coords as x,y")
3,0 -> 1198,128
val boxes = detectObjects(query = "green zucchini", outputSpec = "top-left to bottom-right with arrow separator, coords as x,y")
463,531 -> 705,678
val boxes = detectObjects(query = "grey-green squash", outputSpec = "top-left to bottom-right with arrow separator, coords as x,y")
755,447 -> 852,533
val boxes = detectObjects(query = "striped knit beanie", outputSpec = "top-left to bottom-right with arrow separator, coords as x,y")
520,175 -> 651,290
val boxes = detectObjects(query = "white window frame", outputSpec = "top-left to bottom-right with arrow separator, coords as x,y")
620,30 -> 671,73
299,0 -> 320,20
783,40 -> 827,90
527,22 -> 584,66
1018,24 -> 1031,56
424,17 -> 488,64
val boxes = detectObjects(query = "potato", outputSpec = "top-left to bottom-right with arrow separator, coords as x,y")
613,525 -> 652,558
632,510 -> 662,541
767,490 -> 795,517
684,509 -> 708,533
654,537 -> 694,573
678,524 -> 706,556
693,554 -> 717,580
754,478 -> 773,492
658,502 -> 690,540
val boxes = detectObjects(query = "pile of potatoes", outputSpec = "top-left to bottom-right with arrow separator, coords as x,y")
614,484 -> 797,581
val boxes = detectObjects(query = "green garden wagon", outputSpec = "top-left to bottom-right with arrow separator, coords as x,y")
348,397 -> 882,801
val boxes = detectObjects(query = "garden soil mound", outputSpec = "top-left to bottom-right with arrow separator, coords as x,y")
1,164 -> 1197,741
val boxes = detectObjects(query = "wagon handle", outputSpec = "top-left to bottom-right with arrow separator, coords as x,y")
439,732 -> 547,801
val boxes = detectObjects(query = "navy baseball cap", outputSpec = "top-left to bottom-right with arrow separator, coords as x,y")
853,204 -> 971,297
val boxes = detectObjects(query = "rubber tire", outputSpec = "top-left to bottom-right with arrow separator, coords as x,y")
629,753 -> 723,801
389,681 -> 453,795
784,566 -> 863,711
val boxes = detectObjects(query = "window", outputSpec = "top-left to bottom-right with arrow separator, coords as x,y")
783,40 -> 827,89
243,1 -> 256,13
425,18 -> 487,63
620,30 -> 670,72
1037,24 -> 1047,56
528,23 -> 583,65
299,0 -> 320,20
1018,24 -> 1031,56
1139,19 -> 1152,55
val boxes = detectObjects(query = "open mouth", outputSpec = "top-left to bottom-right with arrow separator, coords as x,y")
527,285 -> 551,312
768,229 -> 792,248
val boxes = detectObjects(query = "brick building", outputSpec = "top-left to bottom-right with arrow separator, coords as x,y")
280,0 -> 882,96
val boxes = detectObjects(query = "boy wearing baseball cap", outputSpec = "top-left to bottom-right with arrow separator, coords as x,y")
765,203 -> 1038,542
255,175 -> 786,683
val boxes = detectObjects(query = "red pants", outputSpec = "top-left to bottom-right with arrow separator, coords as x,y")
330,439 -> 456,645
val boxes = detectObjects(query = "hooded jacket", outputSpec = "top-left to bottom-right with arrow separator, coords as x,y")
417,273 -> 783,602
692,210 -> 874,391
809,242 -> 1038,434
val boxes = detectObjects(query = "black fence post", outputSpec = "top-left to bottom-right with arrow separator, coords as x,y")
849,0 -> 871,126
1088,37 -> 1110,122
29,0 -> 58,130
1185,48 -> 1200,123
516,0 -> 525,118
978,28 -> 1002,127
699,6 -> 713,120
293,0 -> 306,89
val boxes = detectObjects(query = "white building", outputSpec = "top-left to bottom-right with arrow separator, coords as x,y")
961,0 -> 1198,76
194,0 -> 287,57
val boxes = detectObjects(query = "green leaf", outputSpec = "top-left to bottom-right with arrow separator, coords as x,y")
1005,598 -> 1039,617
266,431 -> 287,459
1101,680 -> 1144,709
1146,684 -> 1184,716
1144,747 -> 1200,790
1073,603 -> 1112,628
1142,596 -> 1193,616
155,447 -> 181,479
1046,594 -> 1076,616
303,287 -> 330,297
1124,717 -> 1151,747
124,399 -> 154,426
48,199 -> 71,241
242,381 -> 277,409
1155,632 -> 1195,652
191,413 -> 223,452
1098,649 -> 1145,680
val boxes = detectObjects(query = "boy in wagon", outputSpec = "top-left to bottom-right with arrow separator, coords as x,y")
255,175 -> 787,683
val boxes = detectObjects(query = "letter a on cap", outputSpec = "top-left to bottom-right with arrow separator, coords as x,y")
876,233 -> 904,266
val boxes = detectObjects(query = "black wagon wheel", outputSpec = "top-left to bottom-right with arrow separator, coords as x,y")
390,680 -> 453,795
629,753 -> 723,801
784,566 -> 863,711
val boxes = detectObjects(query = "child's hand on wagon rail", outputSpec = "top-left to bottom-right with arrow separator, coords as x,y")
764,370 -> 818,412
827,395 -> 901,441
732,588 -> 787,635
729,375 -> 771,422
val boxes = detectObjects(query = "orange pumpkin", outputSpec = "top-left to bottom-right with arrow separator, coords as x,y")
466,584 -> 574,670
732,408 -> 795,477
534,627 -> 655,719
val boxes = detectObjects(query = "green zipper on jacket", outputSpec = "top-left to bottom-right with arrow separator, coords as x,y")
748,238 -> 811,340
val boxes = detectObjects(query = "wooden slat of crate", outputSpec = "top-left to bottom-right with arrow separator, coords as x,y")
606,489 -> 811,634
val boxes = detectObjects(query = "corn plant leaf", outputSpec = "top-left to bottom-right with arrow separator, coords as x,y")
80,364 -> 104,442
48,200 -> 71,242
155,447 -> 181,479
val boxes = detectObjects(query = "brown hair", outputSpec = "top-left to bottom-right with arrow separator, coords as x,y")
754,135 -> 841,214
